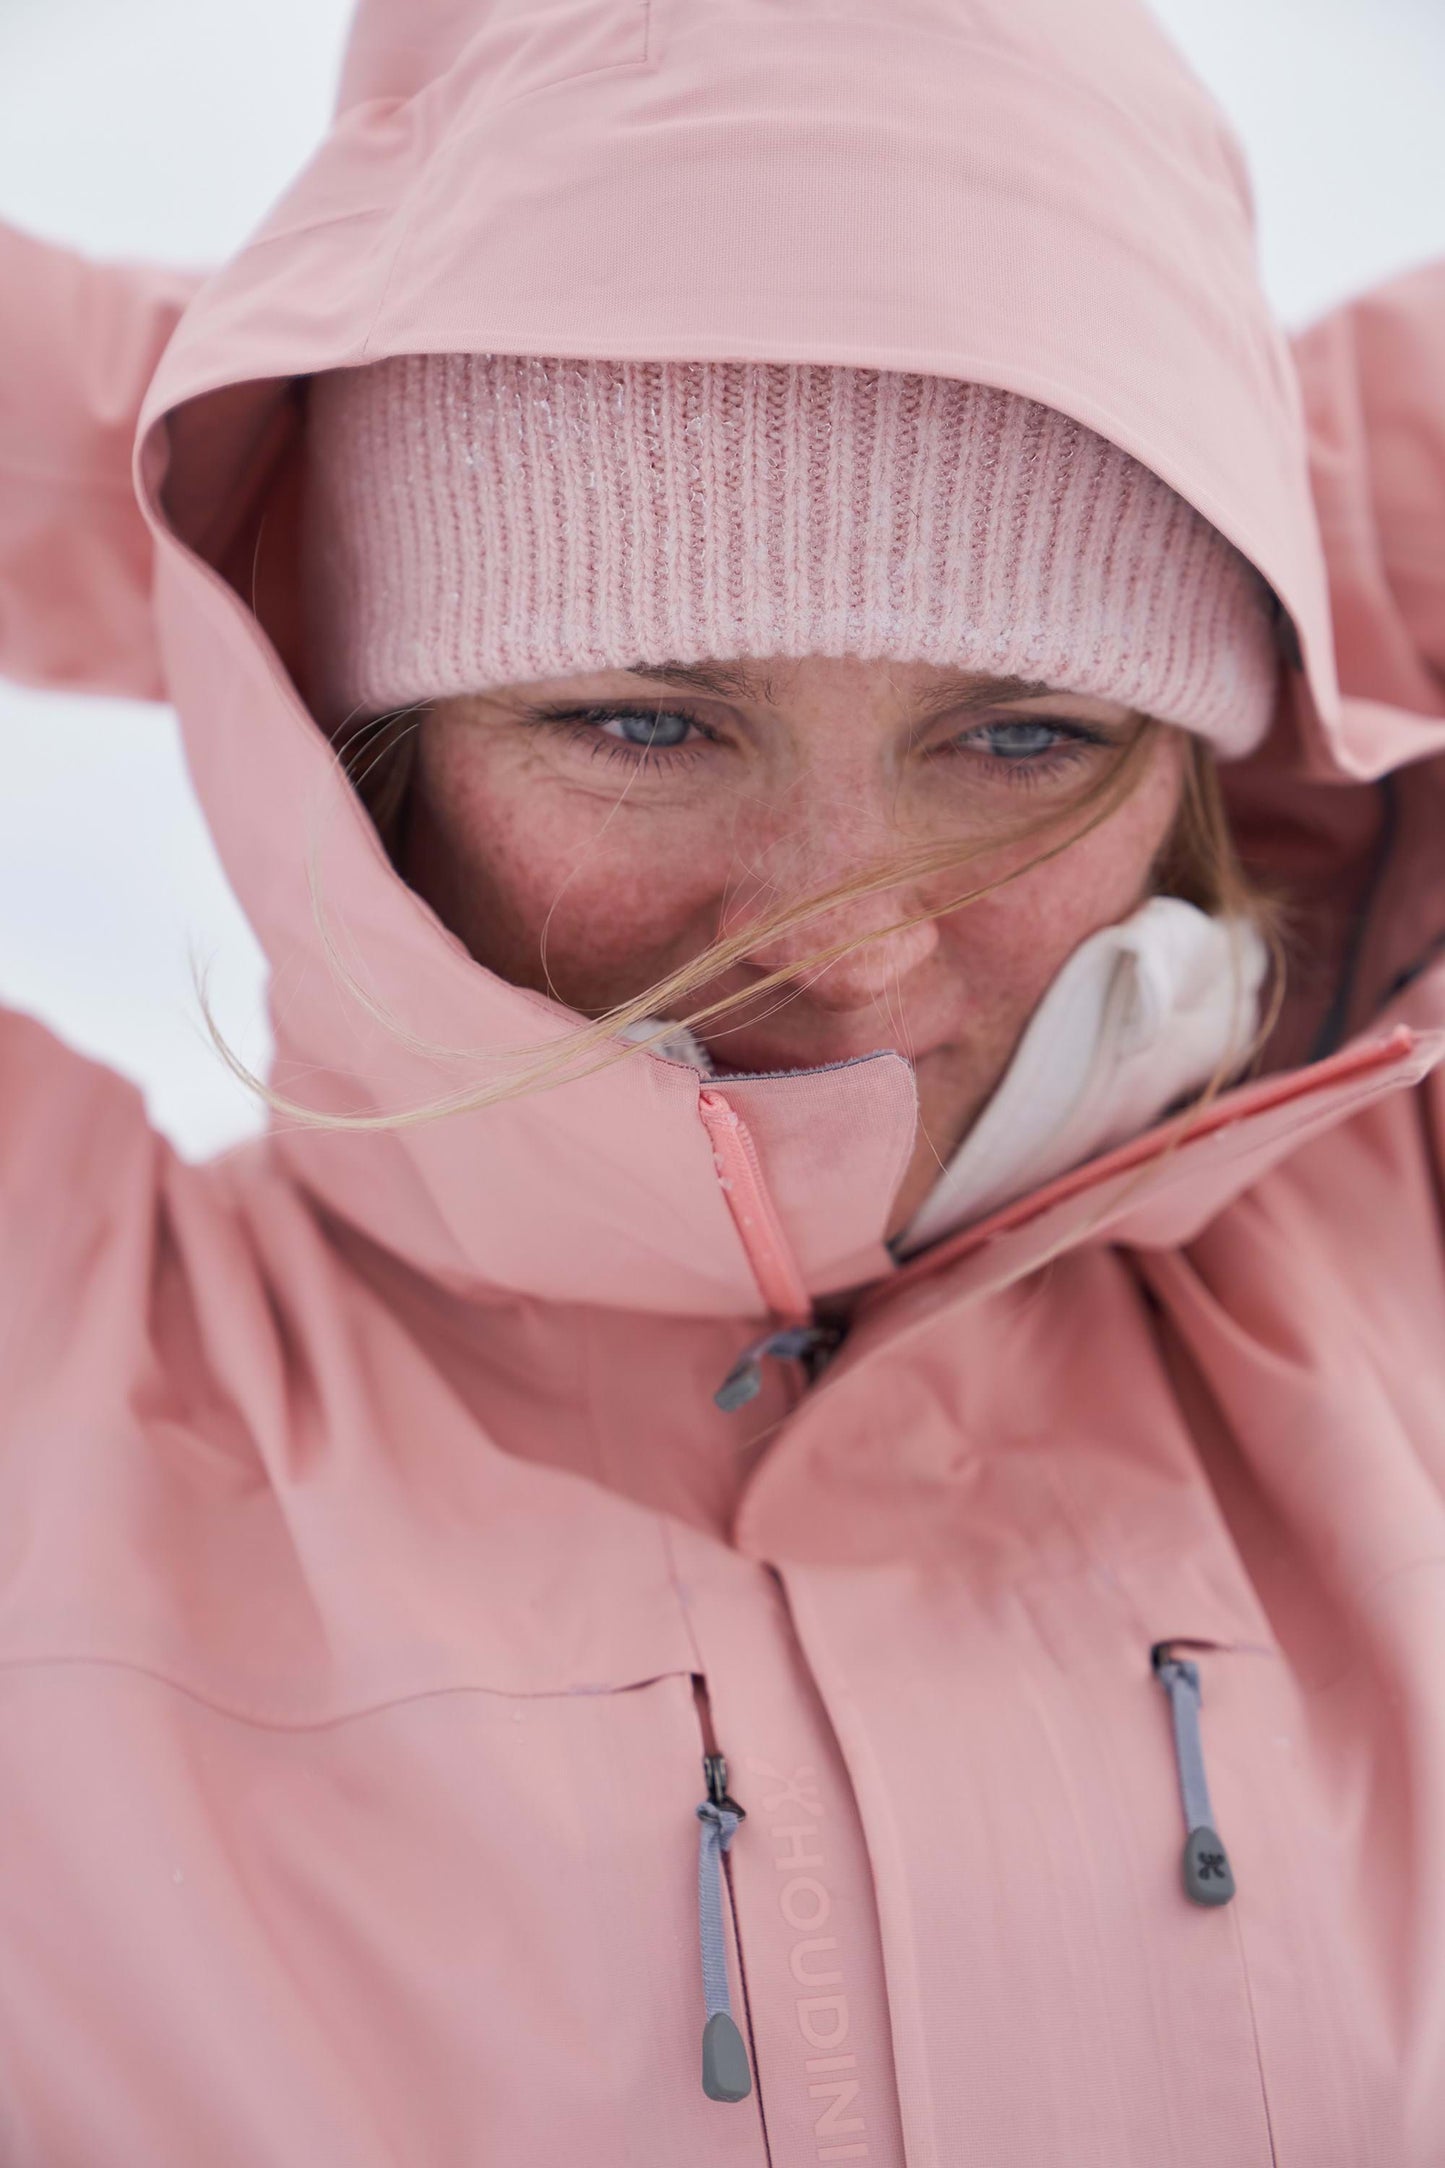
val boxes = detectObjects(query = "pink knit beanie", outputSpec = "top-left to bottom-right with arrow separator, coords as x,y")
302,352 -> 1281,756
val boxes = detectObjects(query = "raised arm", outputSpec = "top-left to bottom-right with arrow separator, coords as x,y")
1291,255 -> 1445,720
0,220 -> 201,701
0,225 -> 204,1284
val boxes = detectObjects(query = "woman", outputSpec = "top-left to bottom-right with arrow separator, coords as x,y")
2,0 -> 1444,2160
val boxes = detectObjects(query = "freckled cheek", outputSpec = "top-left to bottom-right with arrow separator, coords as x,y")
426,754 -> 737,987
532,859 -> 725,989
933,779 -> 1179,1023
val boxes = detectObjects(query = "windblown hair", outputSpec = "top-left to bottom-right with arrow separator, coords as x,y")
202,696 -> 1284,1135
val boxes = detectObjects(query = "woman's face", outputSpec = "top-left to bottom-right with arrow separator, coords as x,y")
400,655 -> 1188,1233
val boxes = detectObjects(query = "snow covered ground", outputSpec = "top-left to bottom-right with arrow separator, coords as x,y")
1,0 -> 1442,1158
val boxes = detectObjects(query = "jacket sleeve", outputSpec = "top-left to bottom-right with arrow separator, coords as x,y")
0,220 -> 202,702
0,227 -> 202,1261
1290,256 -> 1445,719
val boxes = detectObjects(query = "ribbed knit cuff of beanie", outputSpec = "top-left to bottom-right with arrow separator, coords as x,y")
300,351 -> 1283,757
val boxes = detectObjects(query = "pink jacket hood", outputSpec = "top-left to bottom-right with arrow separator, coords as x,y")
111,0 -> 1445,1320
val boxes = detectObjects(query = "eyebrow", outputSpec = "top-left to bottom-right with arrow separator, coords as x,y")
623,660 -> 1062,713
625,660 -> 782,702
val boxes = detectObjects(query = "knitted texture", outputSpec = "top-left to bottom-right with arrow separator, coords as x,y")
303,352 -> 1281,754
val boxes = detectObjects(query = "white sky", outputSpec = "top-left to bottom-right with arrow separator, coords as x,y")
2,0 -> 1443,1159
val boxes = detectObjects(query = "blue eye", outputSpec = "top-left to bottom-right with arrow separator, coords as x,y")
970,719 -> 1072,760
600,708 -> 696,749
523,700 -> 715,766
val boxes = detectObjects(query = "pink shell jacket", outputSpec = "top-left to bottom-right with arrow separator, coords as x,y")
4,1 -> 1445,2160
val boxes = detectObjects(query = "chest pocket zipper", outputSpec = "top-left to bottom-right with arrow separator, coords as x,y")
1152,1641 -> 1237,1906
696,1753 -> 752,2101
690,1676 -> 756,2105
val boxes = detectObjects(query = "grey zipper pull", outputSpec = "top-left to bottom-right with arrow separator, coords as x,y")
694,1753 -> 752,2101
1151,1644 -> 1236,1906
714,1322 -> 843,1412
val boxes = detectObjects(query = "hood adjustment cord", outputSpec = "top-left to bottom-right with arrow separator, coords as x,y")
1151,1645 -> 1237,1906
714,1321 -> 844,1413
695,1753 -> 753,2102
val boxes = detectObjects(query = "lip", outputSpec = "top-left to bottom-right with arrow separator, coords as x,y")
699,975 -> 964,1075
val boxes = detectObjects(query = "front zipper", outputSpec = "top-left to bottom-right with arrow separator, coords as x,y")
1151,1640 -> 1237,1906
698,1087 -> 848,1416
690,1676 -> 765,2113
714,1320 -> 846,1412
698,1089 -> 812,1323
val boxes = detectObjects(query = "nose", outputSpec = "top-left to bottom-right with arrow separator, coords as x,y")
732,875 -> 942,1012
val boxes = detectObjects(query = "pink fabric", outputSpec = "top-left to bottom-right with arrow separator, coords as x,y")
302,353 -> 1282,753
0,224 -> 198,698
2,0 -> 1445,2161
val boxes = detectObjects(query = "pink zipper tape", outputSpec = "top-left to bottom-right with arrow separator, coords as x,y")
698,1089 -> 813,1325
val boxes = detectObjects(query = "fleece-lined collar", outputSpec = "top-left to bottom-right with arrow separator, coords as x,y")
619,897 -> 1267,1261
